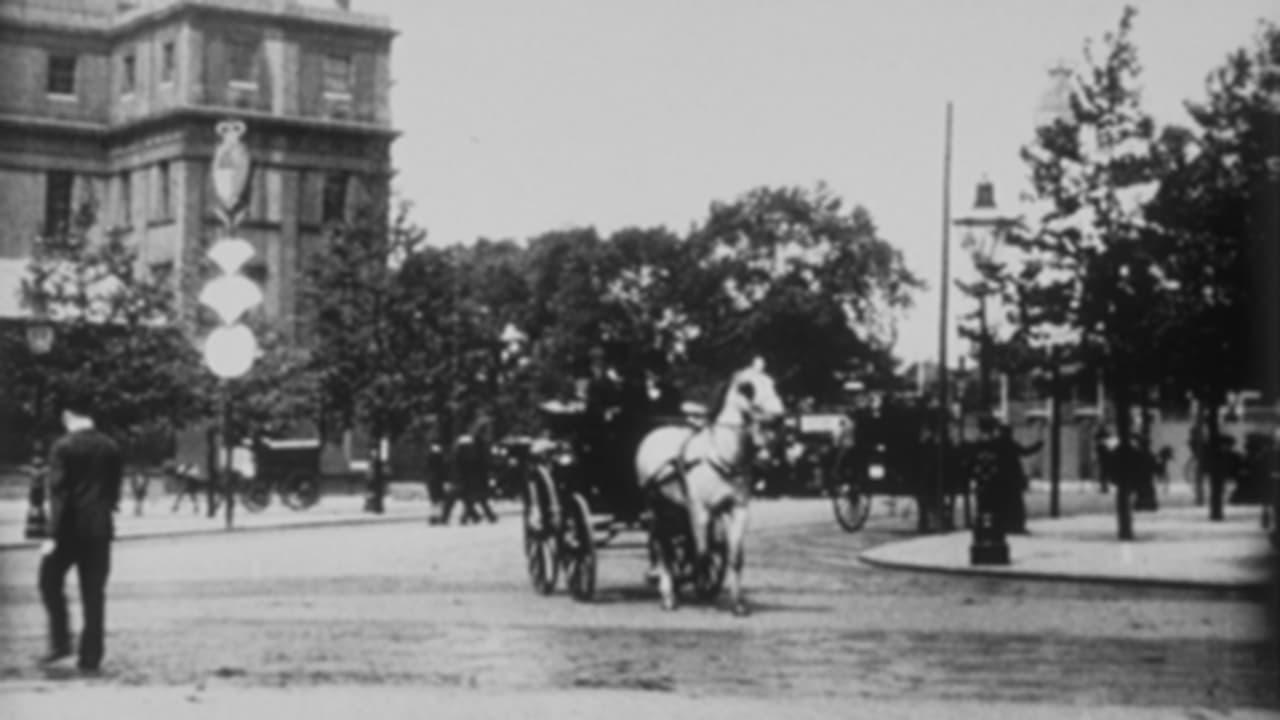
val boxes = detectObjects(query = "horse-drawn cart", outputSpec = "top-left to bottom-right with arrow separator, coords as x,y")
522,399 -> 729,604
828,400 -> 967,532
239,438 -> 323,513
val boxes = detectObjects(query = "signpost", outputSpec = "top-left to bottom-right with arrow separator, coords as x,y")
200,120 -> 261,530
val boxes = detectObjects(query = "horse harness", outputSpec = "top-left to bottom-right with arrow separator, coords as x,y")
652,420 -> 760,495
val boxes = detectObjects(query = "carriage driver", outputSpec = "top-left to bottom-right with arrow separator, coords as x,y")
583,345 -> 624,427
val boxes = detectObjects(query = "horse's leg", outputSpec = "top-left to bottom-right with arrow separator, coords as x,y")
651,496 -> 678,611
725,503 -> 750,617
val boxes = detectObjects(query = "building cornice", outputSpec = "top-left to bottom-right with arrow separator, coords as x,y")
0,106 -> 399,142
0,0 -> 396,41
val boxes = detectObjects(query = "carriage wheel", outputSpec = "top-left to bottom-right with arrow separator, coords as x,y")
524,466 -> 559,595
562,493 -> 597,602
694,514 -> 729,602
281,472 -> 320,510
830,449 -> 871,532
240,476 -> 271,513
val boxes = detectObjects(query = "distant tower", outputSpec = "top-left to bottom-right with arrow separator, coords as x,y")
1034,61 -> 1074,130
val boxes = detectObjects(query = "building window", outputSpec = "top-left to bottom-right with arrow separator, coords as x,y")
161,42 -> 175,83
47,54 -> 77,95
154,162 -> 173,222
44,172 -> 74,235
120,171 -> 132,226
228,37 -> 258,86
323,53 -> 352,97
122,52 -> 136,94
321,172 -> 349,223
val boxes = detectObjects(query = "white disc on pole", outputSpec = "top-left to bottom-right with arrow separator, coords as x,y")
204,324 -> 258,379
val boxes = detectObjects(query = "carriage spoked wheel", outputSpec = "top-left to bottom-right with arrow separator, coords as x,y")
281,472 -> 320,511
240,474 -> 271,513
693,514 -> 729,602
561,492 -> 597,602
830,449 -> 871,533
524,466 -> 560,595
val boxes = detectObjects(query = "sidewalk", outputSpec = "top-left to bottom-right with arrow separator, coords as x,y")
861,503 -> 1275,590
0,487 -> 519,551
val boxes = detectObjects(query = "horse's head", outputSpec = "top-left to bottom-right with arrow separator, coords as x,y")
724,357 -> 786,449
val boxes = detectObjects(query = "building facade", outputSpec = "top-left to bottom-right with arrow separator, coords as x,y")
0,0 -> 397,326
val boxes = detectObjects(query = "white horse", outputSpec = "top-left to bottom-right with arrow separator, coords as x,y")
634,358 -> 785,616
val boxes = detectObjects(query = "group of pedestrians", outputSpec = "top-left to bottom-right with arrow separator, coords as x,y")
426,415 -> 498,526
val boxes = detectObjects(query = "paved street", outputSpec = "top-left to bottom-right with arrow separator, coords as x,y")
0,496 -> 1274,718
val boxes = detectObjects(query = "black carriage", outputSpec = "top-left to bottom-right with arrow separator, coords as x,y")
827,398 -> 967,532
755,412 -> 847,497
522,399 -> 729,603
239,438 -> 323,513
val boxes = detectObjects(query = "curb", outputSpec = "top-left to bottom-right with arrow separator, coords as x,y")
858,538 -> 1273,593
0,511 -> 448,552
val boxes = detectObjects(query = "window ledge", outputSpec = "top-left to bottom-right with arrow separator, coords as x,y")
228,80 -> 259,91
147,217 -> 176,228
323,91 -> 353,102
46,92 -> 79,102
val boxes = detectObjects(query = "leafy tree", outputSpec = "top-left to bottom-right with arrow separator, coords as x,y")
18,204 -> 205,463
683,183 -> 919,403
1009,6 -> 1165,539
304,201 -> 430,513
519,228 -> 612,399
1146,20 -> 1280,519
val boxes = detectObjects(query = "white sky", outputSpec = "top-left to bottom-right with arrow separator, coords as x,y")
352,0 -> 1275,364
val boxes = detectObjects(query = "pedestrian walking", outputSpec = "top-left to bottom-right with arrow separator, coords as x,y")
1094,426 -> 1113,493
24,446 -> 49,540
38,400 -> 124,673
994,422 -> 1041,534
459,415 -> 498,524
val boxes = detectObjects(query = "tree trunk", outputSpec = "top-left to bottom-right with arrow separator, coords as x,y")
1206,401 -> 1225,522
365,419 -> 386,515
1112,378 -> 1135,541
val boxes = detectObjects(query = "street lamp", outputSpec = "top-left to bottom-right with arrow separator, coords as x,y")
953,178 -> 1021,420
23,317 -> 54,540
201,120 -> 261,530
953,178 -> 1020,567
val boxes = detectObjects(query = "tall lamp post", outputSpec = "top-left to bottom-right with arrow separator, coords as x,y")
200,120 -> 262,530
954,178 -> 1020,567
954,178 -> 1021,419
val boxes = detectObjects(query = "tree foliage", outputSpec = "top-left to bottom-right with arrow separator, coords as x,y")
18,206 -> 206,459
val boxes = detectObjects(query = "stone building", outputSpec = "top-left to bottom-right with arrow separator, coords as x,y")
0,0 -> 397,326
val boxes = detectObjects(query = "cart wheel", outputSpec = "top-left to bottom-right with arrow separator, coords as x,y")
695,514 -> 729,602
524,466 -> 559,595
830,449 -> 871,532
240,476 -> 271,513
562,492 -> 596,602
281,472 -> 320,510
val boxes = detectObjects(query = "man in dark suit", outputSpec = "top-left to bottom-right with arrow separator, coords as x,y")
39,401 -> 123,673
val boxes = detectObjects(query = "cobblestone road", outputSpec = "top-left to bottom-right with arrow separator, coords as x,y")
0,497 -> 1274,714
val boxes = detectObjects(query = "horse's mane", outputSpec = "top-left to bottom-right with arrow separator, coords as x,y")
706,374 -> 735,421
